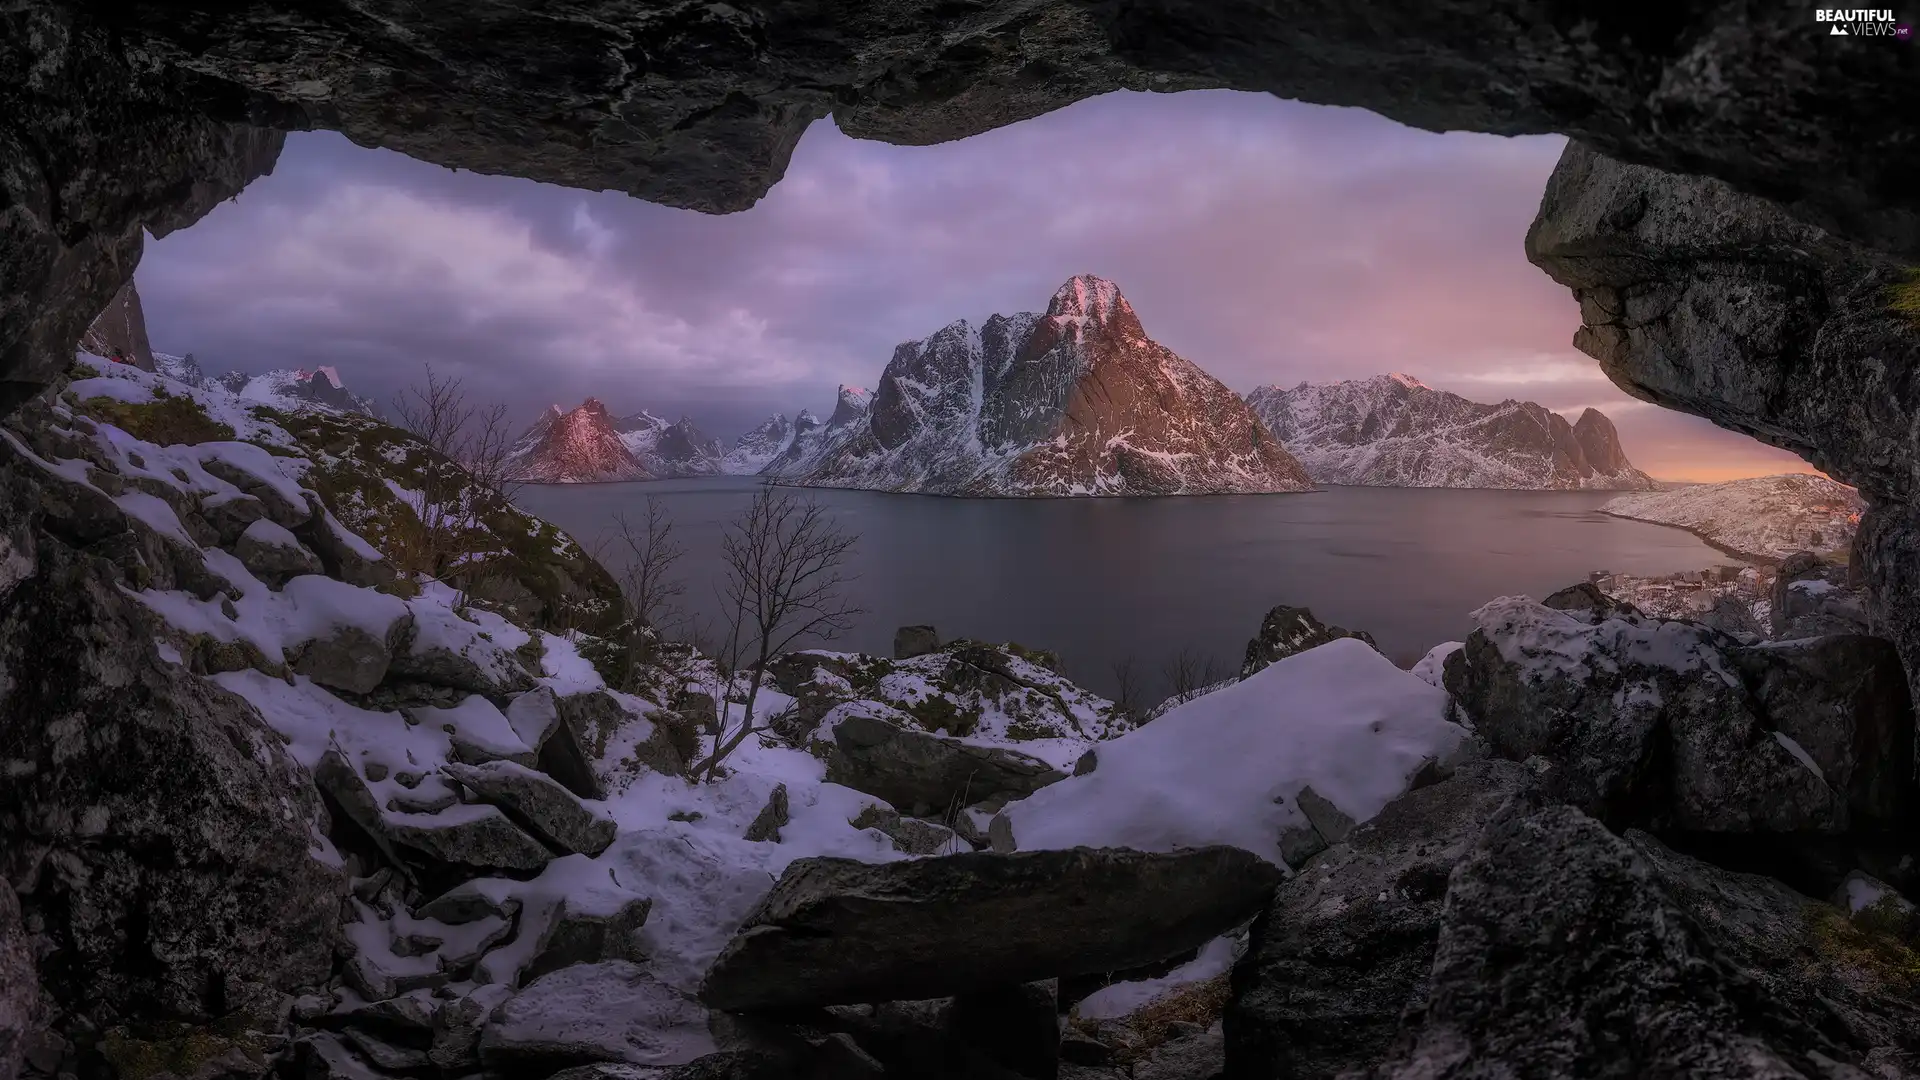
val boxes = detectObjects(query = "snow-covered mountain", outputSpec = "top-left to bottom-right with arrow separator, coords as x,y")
723,414 -> 795,474
1601,474 -> 1865,560
507,399 -> 649,483
151,351 -> 382,418
1244,374 -> 1656,490
762,386 -> 873,478
614,410 -> 724,477
792,276 -> 1311,496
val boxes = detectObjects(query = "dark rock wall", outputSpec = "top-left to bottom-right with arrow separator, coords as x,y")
1528,141 -> 1920,699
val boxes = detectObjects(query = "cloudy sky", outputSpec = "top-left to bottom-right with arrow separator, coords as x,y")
139,89 -> 1814,483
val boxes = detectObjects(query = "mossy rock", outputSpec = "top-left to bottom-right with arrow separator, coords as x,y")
1891,267 -> 1920,325
75,390 -> 235,446
1806,902 -> 1920,993
903,692 -> 982,737
254,405 -> 622,636
96,1021 -> 266,1080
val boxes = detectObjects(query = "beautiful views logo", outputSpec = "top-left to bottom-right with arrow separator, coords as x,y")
1816,8 -> 1911,35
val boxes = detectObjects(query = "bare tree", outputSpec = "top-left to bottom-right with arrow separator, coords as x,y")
1159,646 -> 1224,711
608,498 -> 688,632
691,487 -> 864,780
1109,655 -> 1144,719
389,364 -> 527,590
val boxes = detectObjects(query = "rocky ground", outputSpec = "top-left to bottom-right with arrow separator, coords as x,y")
1592,551 -> 1870,645
6,353 -> 1920,1080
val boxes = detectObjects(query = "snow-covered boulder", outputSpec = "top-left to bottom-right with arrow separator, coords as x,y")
825,710 -> 1067,817
442,760 -> 617,856
1446,595 -> 1913,836
232,516 -> 321,586
478,961 -> 712,1073
1239,604 -> 1377,678
1001,638 -> 1468,867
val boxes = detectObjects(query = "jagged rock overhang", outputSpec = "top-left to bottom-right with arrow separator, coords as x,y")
4,0 -> 1919,408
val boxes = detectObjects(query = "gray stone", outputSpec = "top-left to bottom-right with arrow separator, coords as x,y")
231,518 -> 321,588
0,880 -> 40,1080
320,988 -> 439,1039
198,492 -> 268,548
849,805 -> 959,856
1227,760 -> 1534,1079
505,686 -> 563,750
1059,1029 -> 1113,1067
1072,749 -> 1097,777
1275,821 -> 1327,870
949,979 -> 1059,1079
296,502 -> 397,591
1293,786 -> 1355,846
987,812 -> 1017,854
700,846 -> 1282,1010
290,1032 -> 387,1080
1729,634 -> 1915,830
894,625 -> 940,659
1831,871 -> 1920,941
525,893 -> 654,985
292,623 -> 398,696
1540,581 -> 1643,622
1367,803 -> 1920,1077
826,712 -> 1066,817
201,458 -> 310,529
1134,1025 -> 1223,1080
341,1026 -> 430,1072
1444,598 -> 1846,834
478,961 -> 711,1074
428,983 -> 515,1072
315,749 -> 553,878
1240,605 -> 1376,678
0,526 -> 345,1031
442,760 -> 617,856
743,783 -> 789,843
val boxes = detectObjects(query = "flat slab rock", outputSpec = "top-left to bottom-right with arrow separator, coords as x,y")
699,846 -> 1281,1010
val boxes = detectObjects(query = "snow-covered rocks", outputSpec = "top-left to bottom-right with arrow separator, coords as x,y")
1245,374 -> 1656,490
697,847 -> 1282,1010
824,712 -> 1067,818
478,961 -> 713,1073
1445,593 -> 1915,836
794,276 -> 1312,496
1601,473 -> 1865,560
1239,604 -> 1378,678
442,760 -> 618,856
1000,638 -> 1468,868
233,516 -> 322,585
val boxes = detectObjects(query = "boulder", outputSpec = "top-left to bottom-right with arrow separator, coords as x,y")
524,893 -> 654,985
198,491 -> 269,547
1368,803 -> 1920,1076
700,846 -> 1283,1010
826,712 -> 1066,816
292,622 -> 401,696
428,983 -> 515,1072
0,533 -> 345,1030
231,518 -> 321,587
537,689 -> 689,799
1,880 -> 41,1080
314,750 -> 553,879
505,687 -> 563,750
1227,760 -> 1534,1078
201,457 -> 310,529
849,805 -> 958,855
765,653 -> 860,736
1240,605 -> 1377,678
1443,596 -> 1843,833
441,760 -> 617,856
295,502 -> 397,591
1772,554 -> 1870,639
1539,581 -> 1642,622
894,625 -> 940,659
478,961 -> 712,1074
1729,634 -> 1915,830
743,783 -> 789,843
1133,1025 -> 1223,1080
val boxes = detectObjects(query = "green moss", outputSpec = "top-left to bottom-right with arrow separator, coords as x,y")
905,693 -> 982,737
1891,267 -> 1920,324
76,390 -> 234,446
1004,715 -> 1061,741
1806,903 -> 1920,992
1003,641 -> 1063,673
98,1023 -> 263,1080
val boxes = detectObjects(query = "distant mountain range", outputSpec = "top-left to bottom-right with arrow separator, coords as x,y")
1245,373 -> 1656,490
502,279 -> 1656,495
150,352 -> 382,418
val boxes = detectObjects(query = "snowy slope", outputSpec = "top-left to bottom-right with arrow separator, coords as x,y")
1245,374 -> 1655,490
1601,474 -> 1865,560
615,410 -> 725,477
795,276 -> 1312,497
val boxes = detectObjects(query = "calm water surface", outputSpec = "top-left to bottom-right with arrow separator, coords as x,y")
516,477 -> 1725,700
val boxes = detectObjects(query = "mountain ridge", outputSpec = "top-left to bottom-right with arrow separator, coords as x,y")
1245,373 -> 1656,490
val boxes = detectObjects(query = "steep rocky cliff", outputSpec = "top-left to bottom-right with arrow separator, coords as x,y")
761,386 -> 873,479
1247,374 -> 1654,489
506,399 -> 649,483
76,279 -> 154,372
722,414 -> 795,475
799,276 -> 1311,497
1526,141 -> 1920,701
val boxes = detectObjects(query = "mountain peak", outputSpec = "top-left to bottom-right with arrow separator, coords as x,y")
1386,372 -> 1431,390
1046,275 -> 1134,324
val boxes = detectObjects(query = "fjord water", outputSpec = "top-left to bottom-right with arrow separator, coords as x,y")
517,477 -> 1724,699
